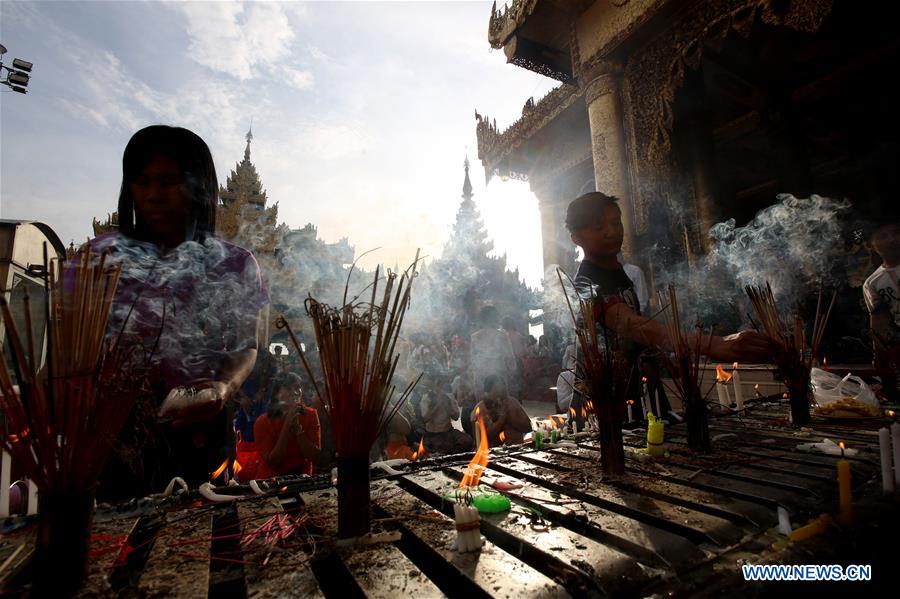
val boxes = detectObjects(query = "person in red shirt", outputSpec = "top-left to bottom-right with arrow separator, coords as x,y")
253,373 -> 320,477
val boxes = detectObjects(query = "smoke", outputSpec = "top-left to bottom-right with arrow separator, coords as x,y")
91,234 -> 264,387
651,194 -> 854,329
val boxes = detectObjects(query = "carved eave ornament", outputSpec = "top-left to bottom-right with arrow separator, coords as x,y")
475,83 -> 582,183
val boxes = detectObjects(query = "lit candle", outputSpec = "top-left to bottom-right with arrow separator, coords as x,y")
626,399 -> 634,423
879,427 -> 895,494
837,442 -> 852,526
715,365 -> 732,408
891,416 -> 900,486
732,363 -> 744,412
0,451 -> 10,518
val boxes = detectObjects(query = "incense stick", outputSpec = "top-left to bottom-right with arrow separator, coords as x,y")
745,283 -> 836,425
0,247 -> 153,492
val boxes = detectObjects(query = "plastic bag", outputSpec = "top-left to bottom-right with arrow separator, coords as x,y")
810,368 -> 878,407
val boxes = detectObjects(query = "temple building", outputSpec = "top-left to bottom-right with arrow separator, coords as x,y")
476,0 -> 900,286
217,129 -> 282,258
412,157 -> 537,336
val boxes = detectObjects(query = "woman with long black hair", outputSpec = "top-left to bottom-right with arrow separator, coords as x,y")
76,125 -> 268,492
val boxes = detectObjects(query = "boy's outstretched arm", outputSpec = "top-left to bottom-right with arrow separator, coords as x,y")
601,302 -> 771,362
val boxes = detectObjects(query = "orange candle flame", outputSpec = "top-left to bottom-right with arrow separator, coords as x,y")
733,362 -> 739,370
210,458 -> 229,481
411,436 -> 426,461
232,460 -> 242,475
460,406 -> 489,489
641,376 -> 648,384
715,364 -> 732,382
499,431 -> 507,443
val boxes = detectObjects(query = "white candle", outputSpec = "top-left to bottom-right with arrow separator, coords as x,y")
716,380 -> 731,408
26,479 -> 37,515
454,504 -> 482,552
641,378 -> 650,419
879,427 -> 895,494
0,451 -> 10,518
732,364 -> 744,411
626,401 -> 634,423
777,506 -> 792,535
453,504 -> 467,552
892,422 -> 900,486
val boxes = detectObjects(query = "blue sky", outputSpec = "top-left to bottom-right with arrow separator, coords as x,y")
0,1 -> 558,287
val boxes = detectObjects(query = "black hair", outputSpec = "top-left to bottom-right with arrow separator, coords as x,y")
478,305 -> 499,327
267,372 -> 303,417
483,374 -> 501,393
565,191 -> 619,232
118,125 -> 218,243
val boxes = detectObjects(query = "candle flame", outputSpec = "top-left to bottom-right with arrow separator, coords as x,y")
733,362 -> 739,370
499,431 -> 506,443
641,376 -> 648,383
839,441 -> 846,450
889,410 -> 895,418
715,364 -> 732,382
626,399 -> 634,406
783,392 -> 789,399
460,406 -> 490,489
210,458 -> 229,481
232,460 -> 242,475
411,436 -> 426,461
824,356 -> 828,367
569,406 -> 576,418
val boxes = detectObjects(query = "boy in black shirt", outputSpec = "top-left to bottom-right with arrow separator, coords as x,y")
567,192 -> 770,361
566,192 -> 770,425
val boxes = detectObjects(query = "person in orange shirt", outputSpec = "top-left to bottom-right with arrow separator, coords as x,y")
253,373 -> 320,477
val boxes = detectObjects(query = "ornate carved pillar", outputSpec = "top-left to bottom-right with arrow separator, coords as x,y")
583,59 -> 636,259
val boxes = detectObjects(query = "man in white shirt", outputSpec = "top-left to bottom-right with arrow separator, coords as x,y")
470,305 -> 516,391
863,222 -> 900,368
556,344 -> 576,414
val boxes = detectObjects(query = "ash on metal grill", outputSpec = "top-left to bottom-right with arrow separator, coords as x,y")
0,401 -> 892,597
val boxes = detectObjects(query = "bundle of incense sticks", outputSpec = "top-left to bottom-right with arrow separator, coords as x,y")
0,246 -> 152,491
557,269 -> 627,475
277,254 -> 421,538
657,285 -> 713,452
745,283 -> 836,425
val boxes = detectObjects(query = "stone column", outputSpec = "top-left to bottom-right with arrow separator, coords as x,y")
583,60 -> 636,259
533,179 -> 577,276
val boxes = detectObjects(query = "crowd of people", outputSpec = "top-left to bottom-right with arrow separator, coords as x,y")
82,124 -> 900,499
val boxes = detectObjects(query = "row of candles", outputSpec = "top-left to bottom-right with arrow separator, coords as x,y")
878,412 -> 900,494
0,450 -> 39,518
